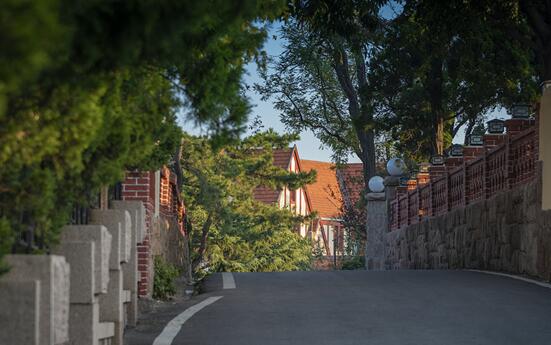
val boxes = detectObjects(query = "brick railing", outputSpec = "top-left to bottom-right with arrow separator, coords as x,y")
160,166 -> 186,235
389,126 -> 538,231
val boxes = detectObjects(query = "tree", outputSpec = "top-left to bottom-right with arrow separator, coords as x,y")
257,12 -> 385,193
519,0 -> 551,81
180,131 -> 316,274
368,1 -> 537,160
0,1 -> 287,268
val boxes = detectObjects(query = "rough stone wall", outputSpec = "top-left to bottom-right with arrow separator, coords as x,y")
150,215 -> 191,281
384,178 -> 551,282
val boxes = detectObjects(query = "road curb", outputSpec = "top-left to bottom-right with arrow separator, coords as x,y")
467,269 -> 551,290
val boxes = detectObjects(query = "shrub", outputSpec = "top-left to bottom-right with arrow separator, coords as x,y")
341,256 -> 365,270
153,256 -> 180,300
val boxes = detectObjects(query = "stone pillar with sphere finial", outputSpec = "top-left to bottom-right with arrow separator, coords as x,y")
365,158 -> 407,270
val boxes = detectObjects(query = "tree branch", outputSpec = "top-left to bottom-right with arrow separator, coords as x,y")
331,45 -> 361,119
279,88 -> 353,149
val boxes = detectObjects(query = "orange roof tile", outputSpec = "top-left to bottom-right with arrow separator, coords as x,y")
301,160 -> 343,219
337,163 -> 365,207
253,148 -> 293,205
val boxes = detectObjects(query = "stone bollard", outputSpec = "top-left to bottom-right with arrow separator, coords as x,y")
111,200 -> 144,327
59,225 -> 112,294
365,192 -> 387,270
0,280 -> 41,345
90,209 -> 132,345
55,225 -> 114,345
1,254 -> 70,345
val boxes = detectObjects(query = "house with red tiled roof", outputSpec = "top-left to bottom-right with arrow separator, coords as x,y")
337,163 -> 365,208
253,146 -> 313,237
253,147 -> 366,262
300,160 -> 345,257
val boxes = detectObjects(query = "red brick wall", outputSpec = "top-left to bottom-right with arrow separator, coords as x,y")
121,168 -> 187,298
122,171 -> 156,297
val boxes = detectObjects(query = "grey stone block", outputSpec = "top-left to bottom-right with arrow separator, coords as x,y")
68,302 -> 99,345
366,199 -> 387,270
367,192 -> 386,201
99,269 -> 124,345
98,322 -> 115,341
110,202 -> 139,327
54,241 -> 95,304
59,225 -> 112,295
111,200 -> 146,243
3,255 -> 70,345
0,280 -> 40,345
90,209 -> 131,267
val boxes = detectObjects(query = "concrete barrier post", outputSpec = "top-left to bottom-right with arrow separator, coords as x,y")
60,225 -> 112,294
2,255 -> 70,345
0,280 -> 41,345
90,209 -> 132,345
366,192 -> 387,270
111,200 -> 144,327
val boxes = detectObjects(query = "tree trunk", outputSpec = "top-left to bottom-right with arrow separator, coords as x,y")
435,115 -> 444,155
543,45 -> 551,82
428,56 -> 444,155
356,129 -> 376,192
191,213 -> 213,271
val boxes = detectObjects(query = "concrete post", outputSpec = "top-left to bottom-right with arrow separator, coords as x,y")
365,192 -> 387,270
541,81 -> 551,210
0,280 -> 41,345
384,176 -> 401,203
59,225 -> 112,294
90,209 -> 132,345
111,200 -> 143,327
2,255 -> 70,345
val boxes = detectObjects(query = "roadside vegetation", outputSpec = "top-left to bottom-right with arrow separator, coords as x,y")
153,256 -> 181,300
0,0 -> 286,270
181,130 -> 316,276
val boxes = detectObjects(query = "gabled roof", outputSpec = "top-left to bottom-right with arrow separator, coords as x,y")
337,163 -> 365,207
252,146 -> 313,212
272,148 -> 294,170
300,160 -> 342,219
253,147 -> 293,204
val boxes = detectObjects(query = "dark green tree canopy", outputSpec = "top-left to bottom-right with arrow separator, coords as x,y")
0,1 -> 287,266
181,130 -> 316,273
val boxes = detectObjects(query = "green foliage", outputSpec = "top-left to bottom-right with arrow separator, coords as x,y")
0,1 -> 285,269
181,131 -> 316,275
341,256 -> 365,270
0,68 -> 182,257
257,4 -> 387,184
153,256 -> 181,300
369,0 -> 537,161
260,0 -> 539,169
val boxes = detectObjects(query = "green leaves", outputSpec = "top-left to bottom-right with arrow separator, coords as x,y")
153,256 -> 181,300
182,131 -> 314,274
0,1 -> 284,269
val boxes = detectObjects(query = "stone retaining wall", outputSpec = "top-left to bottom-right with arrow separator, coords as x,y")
384,178 -> 551,282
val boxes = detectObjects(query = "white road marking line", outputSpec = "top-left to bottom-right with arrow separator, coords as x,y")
152,296 -> 223,345
468,269 -> 551,289
222,272 -> 236,289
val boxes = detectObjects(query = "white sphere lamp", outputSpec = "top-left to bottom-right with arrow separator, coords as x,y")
387,158 -> 407,176
368,175 -> 385,193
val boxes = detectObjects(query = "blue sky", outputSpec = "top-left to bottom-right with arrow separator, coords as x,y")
179,21 -> 345,163
180,5 -> 507,164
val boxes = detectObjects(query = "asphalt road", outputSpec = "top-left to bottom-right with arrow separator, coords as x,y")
126,270 -> 551,345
